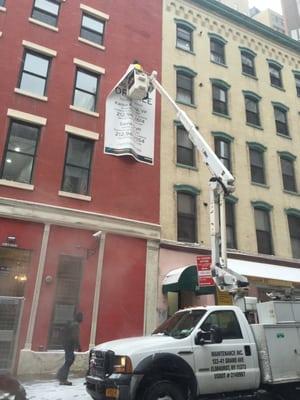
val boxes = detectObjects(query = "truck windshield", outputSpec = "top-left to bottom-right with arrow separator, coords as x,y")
152,309 -> 207,339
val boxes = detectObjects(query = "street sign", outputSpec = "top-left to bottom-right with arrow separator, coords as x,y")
197,255 -> 215,287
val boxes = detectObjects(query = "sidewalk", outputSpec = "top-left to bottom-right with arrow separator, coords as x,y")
21,376 -> 91,400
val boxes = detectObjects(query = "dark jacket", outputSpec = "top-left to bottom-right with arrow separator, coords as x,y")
62,320 -> 80,350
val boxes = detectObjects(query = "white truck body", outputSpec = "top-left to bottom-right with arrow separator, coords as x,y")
86,302 -> 300,400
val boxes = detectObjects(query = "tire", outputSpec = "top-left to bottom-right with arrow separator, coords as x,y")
143,380 -> 185,400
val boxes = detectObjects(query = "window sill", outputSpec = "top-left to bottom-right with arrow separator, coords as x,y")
69,105 -> 99,117
246,122 -> 263,130
0,179 -> 34,191
276,132 -> 291,140
251,182 -> 269,189
58,191 -> 91,201
242,72 -> 258,80
271,84 -> 285,92
176,163 -> 198,171
0,6 -> 6,12
212,111 -> 231,120
175,100 -> 197,108
283,190 -> 299,197
78,37 -> 105,51
14,88 -> 48,102
210,60 -> 228,68
175,46 -> 195,55
28,18 -> 59,32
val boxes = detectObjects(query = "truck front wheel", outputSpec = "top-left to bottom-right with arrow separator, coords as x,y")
142,380 -> 185,400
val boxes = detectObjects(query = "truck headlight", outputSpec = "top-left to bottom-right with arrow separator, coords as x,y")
112,355 -> 132,373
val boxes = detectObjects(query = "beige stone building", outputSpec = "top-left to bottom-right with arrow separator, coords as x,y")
158,0 -> 300,316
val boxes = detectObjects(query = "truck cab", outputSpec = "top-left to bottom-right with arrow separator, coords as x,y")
86,305 -> 260,400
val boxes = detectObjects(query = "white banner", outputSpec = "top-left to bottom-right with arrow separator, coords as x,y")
104,66 -> 156,164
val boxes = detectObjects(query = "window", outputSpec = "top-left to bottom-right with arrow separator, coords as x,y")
176,71 -> 194,105
0,0 -> 5,7
254,208 -> 273,255
61,135 -> 94,195
245,97 -> 260,126
226,201 -> 236,249
177,192 -> 197,243
1,120 -> 40,184
249,148 -> 266,184
274,106 -> 289,136
18,50 -> 51,97
280,157 -> 297,192
176,24 -> 193,52
287,215 -> 300,258
72,68 -> 100,112
241,51 -> 256,76
201,311 -> 242,340
80,13 -> 105,46
210,38 -> 225,65
177,125 -> 195,167
31,0 -> 61,27
212,84 -> 228,115
294,75 -> 300,97
268,63 -> 283,88
215,138 -> 231,171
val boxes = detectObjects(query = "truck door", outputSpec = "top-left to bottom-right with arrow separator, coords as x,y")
193,309 -> 259,395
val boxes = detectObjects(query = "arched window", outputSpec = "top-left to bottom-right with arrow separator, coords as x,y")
210,79 -> 230,116
175,66 -> 197,105
175,185 -> 200,243
243,91 -> 261,127
267,59 -> 283,89
278,151 -> 297,193
209,33 -> 227,66
247,142 -> 267,185
272,102 -> 289,137
240,47 -> 256,77
285,209 -> 300,259
175,19 -> 195,52
252,201 -> 273,255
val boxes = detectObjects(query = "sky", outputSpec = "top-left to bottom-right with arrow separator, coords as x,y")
249,0 -> 282,14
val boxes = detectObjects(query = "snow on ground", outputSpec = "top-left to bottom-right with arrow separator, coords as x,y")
22,376 -> 91,400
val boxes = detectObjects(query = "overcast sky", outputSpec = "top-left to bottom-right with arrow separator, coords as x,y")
249,0 -> 282,14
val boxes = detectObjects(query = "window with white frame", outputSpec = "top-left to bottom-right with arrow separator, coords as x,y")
61,135 -> 94,195
31,0 -> 61,27
1,120 -> 40,184
72,68 -> 100,112
18,50 -> 51,97
80,13 -> 105,45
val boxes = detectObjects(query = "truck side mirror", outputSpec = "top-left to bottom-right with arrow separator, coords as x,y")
195,326 -> 223,345
210,325 -> 223,344
195,330 -> 212,346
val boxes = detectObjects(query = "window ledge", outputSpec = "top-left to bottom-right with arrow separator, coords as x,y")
28,18 -> 59,32
251,182 -> 269,189
0,6 -> 6,12
246,122 -> 263,130
175,46 -> 195,55
212,111 -> 231,120
69,105 -> 99,117
58,191 -> 91,201
14,88 -> 48,102
175,100 -> 197,108
283,190 -> 299,197
276,133 -> 291,140
78,37 -> 105,51
176,163 -> 198,171
0,179 -> 34,191
210,60 -> 228,68
271,84 -> 285,92
242,72 -> 258,80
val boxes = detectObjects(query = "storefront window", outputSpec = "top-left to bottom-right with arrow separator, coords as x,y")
0,247 -> 31,297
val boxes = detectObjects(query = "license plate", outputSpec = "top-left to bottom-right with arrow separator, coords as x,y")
105,387 -> 119,398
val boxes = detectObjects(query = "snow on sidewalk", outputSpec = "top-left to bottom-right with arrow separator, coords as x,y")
22,377 -> 91,400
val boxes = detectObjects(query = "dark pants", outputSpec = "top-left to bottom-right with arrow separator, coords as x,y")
57,346 -> 75,382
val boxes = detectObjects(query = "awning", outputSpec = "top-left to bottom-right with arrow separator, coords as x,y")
162,265 -> 198,293
228,259 -> 300,283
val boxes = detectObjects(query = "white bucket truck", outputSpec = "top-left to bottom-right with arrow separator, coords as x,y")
86,66 -> 300,400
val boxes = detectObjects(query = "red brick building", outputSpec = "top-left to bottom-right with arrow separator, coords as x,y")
0,0 -> 161,374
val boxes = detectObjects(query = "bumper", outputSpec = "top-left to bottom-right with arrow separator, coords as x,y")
86,374 -> 132,400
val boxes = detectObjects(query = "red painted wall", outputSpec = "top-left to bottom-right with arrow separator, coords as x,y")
32,225 -> 99,351
0,0 -> 162,223
96,234 -> 147,344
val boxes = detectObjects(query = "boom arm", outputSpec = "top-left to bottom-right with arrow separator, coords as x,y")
125,66 -> 248,293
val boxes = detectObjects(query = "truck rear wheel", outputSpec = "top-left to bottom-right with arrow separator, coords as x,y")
142,380 -> 185,400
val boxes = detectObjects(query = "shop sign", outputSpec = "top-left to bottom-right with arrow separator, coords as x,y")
216,288 -> 233,305
197,255 -> 215,287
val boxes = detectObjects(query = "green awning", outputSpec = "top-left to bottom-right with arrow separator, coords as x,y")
162,265 -> 198,294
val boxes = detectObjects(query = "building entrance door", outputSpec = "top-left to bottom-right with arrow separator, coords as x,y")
0,296 -> 23,372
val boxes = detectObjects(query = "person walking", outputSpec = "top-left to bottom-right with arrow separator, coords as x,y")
56,311 -> 83,385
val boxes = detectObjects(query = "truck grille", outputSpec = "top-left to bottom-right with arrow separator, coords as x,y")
89,350 -> 112,378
